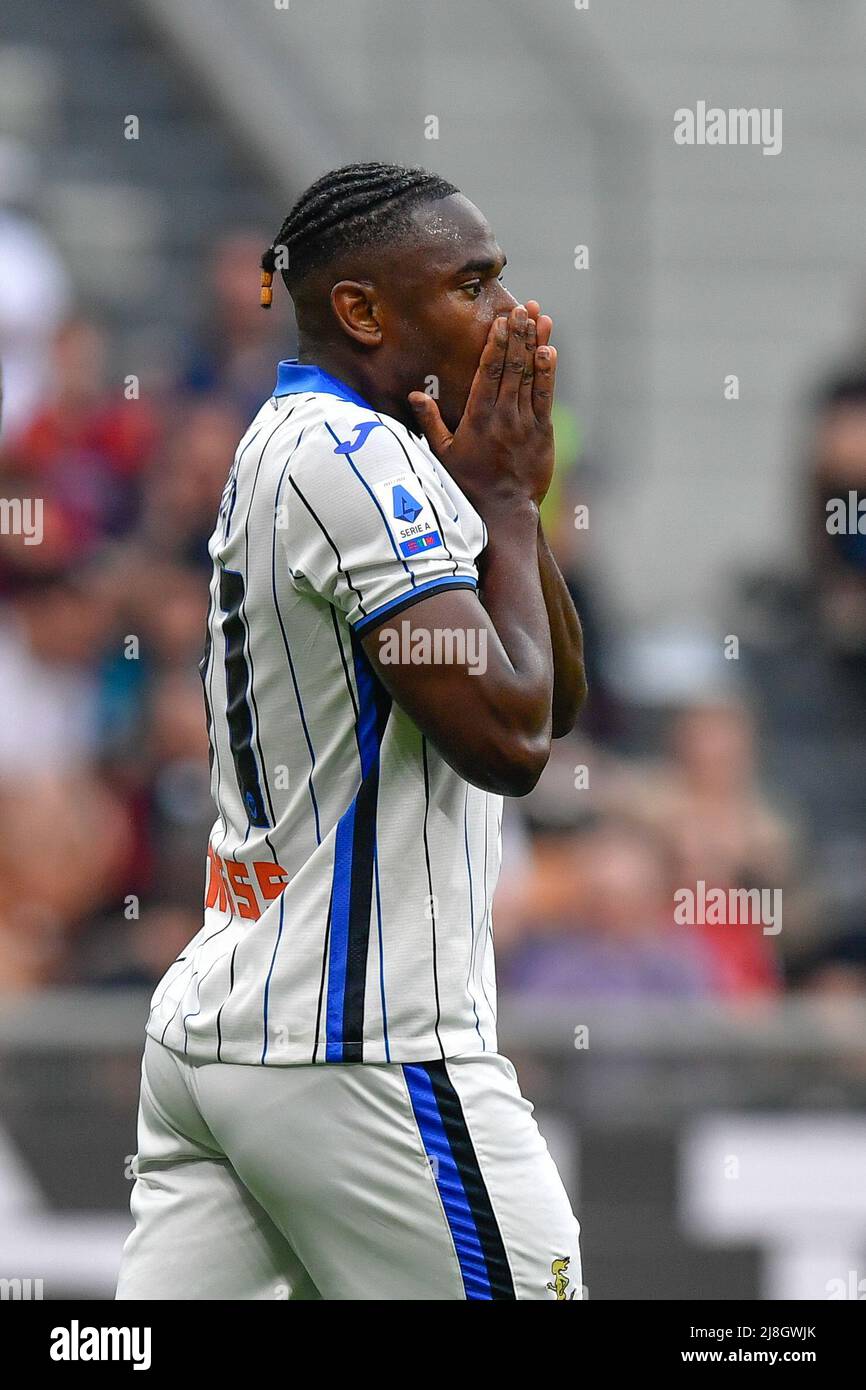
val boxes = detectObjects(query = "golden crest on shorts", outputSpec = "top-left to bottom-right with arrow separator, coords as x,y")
546,1255 -> 577,1300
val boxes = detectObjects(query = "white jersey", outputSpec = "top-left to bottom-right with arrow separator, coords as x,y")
147,360 -> 502,1066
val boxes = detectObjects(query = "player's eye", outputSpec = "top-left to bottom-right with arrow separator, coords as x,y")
462,274 -> 507,299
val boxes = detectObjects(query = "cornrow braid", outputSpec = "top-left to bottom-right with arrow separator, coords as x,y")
260,161 -> 459,307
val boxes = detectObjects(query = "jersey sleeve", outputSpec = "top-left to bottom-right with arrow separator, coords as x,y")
281,416 -> 480,635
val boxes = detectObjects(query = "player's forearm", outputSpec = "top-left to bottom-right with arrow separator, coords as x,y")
537,523 -> 587,737
476,499 -> 554,749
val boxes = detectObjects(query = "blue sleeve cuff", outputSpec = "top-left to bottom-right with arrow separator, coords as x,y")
351,575 -> 477,637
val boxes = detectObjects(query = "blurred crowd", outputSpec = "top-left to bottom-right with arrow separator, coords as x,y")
2,203 -> 866,1008
0,214 -> 288,990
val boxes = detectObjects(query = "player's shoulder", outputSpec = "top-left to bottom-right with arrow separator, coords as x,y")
286,395 -> 431,486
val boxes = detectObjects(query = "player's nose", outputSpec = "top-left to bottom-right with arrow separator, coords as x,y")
492,284 -> 518,316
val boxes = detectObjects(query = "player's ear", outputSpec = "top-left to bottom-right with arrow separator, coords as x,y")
330,280 -> 383,348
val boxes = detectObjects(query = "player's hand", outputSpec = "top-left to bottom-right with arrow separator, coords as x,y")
408,300 -> 557,511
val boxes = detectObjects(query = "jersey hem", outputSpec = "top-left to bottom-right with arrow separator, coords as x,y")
144,1021 -> 496,1068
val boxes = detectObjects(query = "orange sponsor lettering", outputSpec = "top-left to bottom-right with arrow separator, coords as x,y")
205,849 -> 290,921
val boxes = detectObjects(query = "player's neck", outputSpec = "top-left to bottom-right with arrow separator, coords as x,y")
297,342 -> 415,433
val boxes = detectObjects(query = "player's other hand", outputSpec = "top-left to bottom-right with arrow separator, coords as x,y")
408,301 -> 557,512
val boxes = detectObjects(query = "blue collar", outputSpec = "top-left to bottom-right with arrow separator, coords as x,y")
273,359 -> 373,410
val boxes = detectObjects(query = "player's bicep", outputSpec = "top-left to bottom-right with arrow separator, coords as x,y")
360,589 -> 542,795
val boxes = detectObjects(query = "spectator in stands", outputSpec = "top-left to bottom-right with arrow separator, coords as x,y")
0,315 -> 161,571
625,700 -> 793,887
0,762 -> 132,991
611,699 -> 791,995
502,819 -> 719,999
142,669 -> 214,913
788,913 -> 866,999
72,674 -> 212,988
809,373 -> 866,662
182,230 -> 291,417
89,903 -> 203,990
0,138 -> 71,441
0,571 -> 114,773
126,397 -> 245,569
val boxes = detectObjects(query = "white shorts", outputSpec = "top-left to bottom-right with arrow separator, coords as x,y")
115,1036 -> 582,1301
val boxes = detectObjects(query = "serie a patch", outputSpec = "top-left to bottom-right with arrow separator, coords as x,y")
373,474 -> 445,559
400,529 -> 442,557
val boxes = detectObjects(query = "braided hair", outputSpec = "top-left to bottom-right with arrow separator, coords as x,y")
260,161 -> 458,306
